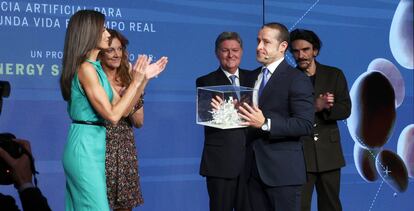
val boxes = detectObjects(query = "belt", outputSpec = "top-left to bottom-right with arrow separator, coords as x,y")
72,120 -> 105,127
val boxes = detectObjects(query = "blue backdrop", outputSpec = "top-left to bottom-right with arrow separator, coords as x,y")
0,0 -> 413,210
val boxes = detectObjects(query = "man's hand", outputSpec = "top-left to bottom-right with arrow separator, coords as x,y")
315,92 -> 334,112
238,103 -> 266,128
210,95 -> 223,110
0,140 -> 33,188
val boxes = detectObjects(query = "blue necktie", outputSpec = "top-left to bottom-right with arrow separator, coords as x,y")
229,75 -> 237,85
259,68 -> 269,96
229,75 -> 240,99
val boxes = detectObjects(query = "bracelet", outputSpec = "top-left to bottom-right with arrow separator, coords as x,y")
129,95 -> 144,116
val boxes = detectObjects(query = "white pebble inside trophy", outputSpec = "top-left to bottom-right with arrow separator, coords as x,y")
196,85 -> 256,129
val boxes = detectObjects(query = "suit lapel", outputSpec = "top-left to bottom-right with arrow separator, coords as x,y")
239,70 -> 246,86
214,68 -> 232,86
259,60 -> 289,105
239,69 -> 252,87
313,63 -> 327,97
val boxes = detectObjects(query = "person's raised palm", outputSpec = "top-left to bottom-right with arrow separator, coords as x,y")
131,55 -> 149,84
144,56 -> 168,79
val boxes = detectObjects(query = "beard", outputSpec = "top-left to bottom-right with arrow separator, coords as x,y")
296,59 -> 312,70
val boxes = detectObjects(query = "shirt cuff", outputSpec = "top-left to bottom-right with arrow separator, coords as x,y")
267,118 -> 271,131
261,118 -> 271,131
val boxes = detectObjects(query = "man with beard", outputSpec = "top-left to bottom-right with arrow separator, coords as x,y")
196,32 -> 254,211
289,29 -> 351,211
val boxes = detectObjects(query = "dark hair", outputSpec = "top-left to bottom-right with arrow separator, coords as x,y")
60,10 -> 106,101
99,29 -> 131,88
289,29 -> 322,54
262,22 -> 290,43
215,32 -> 243,53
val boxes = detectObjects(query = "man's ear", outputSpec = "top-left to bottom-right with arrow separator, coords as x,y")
314,48 -> 319,57
279,41 -> 288,53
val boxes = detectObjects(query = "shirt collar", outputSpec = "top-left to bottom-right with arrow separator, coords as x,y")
221,67 -> 240,78
263,57 -> 284,74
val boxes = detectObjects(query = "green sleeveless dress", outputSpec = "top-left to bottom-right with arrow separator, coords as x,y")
62,60 -> 113,211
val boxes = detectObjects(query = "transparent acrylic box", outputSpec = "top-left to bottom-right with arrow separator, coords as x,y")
196,85 -> 256,129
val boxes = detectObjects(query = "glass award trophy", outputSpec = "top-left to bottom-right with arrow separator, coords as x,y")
196,85 -> 256,129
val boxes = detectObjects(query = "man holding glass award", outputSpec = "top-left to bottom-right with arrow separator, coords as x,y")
195,32 -> 255,211
238,23 -> 314,211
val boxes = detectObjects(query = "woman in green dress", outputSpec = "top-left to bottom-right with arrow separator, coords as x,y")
60,10 -> 167,211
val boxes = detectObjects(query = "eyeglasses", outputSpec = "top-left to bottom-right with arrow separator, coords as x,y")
104,47 -> 124,55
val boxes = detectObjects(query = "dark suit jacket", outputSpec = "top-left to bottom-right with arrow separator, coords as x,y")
249,60 -> 314,187
301,62 -> 351,172
196,68 -> 255,178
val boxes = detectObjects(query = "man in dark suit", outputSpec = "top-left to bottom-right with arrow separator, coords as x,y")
238,23 -> 314,211
289,29 -> 351,211
196,32 -> 254,211
0,139 -> 51,211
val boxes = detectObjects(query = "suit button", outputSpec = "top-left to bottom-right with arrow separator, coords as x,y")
314,133 -> 319,141
313,123 -> 317,127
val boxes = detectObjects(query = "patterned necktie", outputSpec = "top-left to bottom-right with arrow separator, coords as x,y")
259,68 -> 269,96
229,75 -> 240,99
229,75 -> 237,86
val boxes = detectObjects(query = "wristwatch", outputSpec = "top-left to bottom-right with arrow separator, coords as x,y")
261,119 -> 269,131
